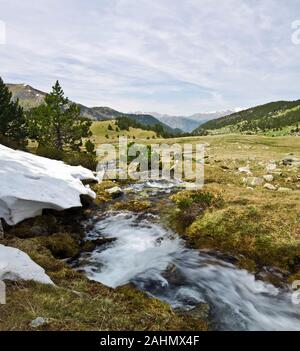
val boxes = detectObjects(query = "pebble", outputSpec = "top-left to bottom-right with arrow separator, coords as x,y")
30,317 -> 49,328
264,183 -> 276,191
263,175 -> 274,182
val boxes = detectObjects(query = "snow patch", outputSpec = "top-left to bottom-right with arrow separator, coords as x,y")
0,144 -> 97,225
0,244 -> 54,284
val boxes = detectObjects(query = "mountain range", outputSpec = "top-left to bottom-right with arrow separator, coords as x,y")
6,83 -> 300,136
8,83 -> 238,135
7,84 -> 179,135
146,111 -> 236,133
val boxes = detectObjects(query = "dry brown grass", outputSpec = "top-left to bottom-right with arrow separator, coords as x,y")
168,135 -> 300,273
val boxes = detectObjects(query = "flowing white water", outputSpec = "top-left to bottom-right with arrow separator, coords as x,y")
124,179 -> 186,194
78,212 -> 300,331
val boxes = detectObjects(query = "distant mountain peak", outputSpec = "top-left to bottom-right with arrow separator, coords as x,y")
140,110 -> 236,132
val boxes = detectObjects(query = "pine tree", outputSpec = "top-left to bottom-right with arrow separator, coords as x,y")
27,81 -> 92,151
0,77 -> 27,147
85,139 -> 96,155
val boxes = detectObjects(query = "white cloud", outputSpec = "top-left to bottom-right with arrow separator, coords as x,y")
0,0 -> 299,114
0,20 -> 6,45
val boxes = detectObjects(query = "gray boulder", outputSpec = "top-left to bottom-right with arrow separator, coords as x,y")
263,175 -> 274,182
282,156 -> 300,167
105,186 -> 123,198
266,163 -> 277,173
242,177 -> 264,187
264,183 -> 276,191
30,317 -> 49,328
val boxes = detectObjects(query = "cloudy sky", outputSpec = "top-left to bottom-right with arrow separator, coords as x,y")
0,0 -> 300,115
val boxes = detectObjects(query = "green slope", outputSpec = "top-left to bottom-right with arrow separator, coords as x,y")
91,106 -> 181,135
196,100 -> 300,134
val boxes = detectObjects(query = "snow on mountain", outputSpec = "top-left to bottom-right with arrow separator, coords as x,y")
0,244 -> 54,285
0,144 -> 97,225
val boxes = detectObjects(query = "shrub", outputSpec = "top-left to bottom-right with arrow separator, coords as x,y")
63,152 -> 97,171
0,134 -> 26,150
170,190 -> 223,227
85,140 -> 96,155
45,233 -> 80,259
36,145 -> 64,160
36,145 -> 97,170
113,200 -> 151,212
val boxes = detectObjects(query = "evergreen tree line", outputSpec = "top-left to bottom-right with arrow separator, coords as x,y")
0,77 -> 97,169
200,100 -> 300,133
0,77 -> 27,148
238,109 -> 300,132
115,116 -> 177,138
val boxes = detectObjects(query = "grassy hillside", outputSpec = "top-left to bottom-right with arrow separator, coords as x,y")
91,107 -> 181,135
197,100 -> 300,135
90,120 -> 157,145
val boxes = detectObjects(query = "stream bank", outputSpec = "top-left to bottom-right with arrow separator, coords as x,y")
2,178 -> 300,331
73,179 -> 300,331
0,197 -> 207,331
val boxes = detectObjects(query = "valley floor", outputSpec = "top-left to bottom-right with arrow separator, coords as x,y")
166,134 -> 300,279
1,134 -> 300,330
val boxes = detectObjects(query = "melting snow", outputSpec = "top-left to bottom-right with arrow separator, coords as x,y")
0,144 -> 97,225
0,244 -> 54,284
